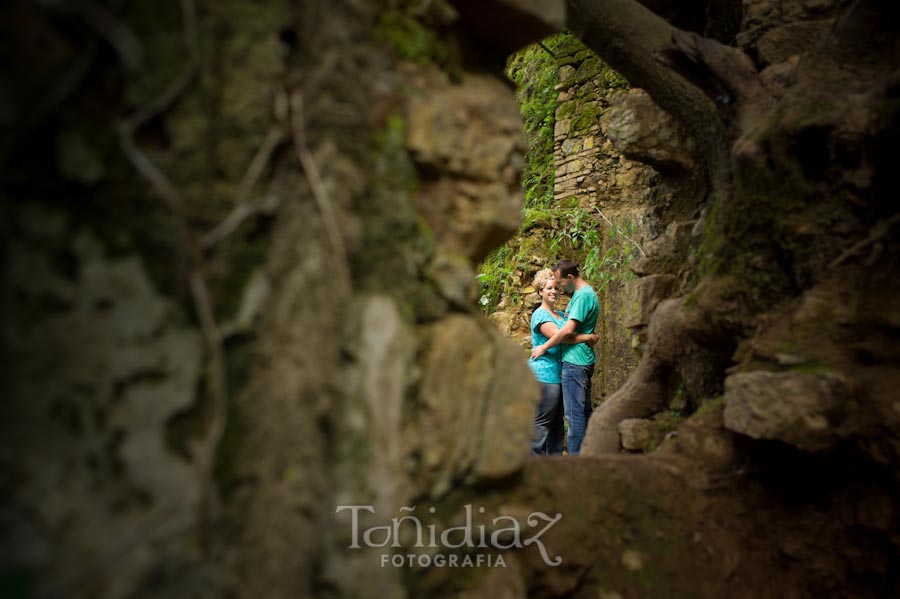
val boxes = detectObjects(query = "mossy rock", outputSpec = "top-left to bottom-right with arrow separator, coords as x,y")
569,101 -> 603,135
598,66 -> 630,90
575,83 -> 600,100
521,209 -> 556,232
551,33 -> 588,57
574,49 -> 595,63
556,101 -> 577,119
575,57 -> 603,80
644,411 -> 685,452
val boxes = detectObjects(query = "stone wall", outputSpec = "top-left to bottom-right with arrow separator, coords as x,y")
551,43 -> 657,401
485,39 -> 671,404
544,34 -> 707,407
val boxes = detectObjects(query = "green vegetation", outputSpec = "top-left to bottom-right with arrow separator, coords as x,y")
477,205 -> 640,313
506,37 -> 560,209
358,112 -> 436,305
478,34 -> 637,315
550,206 -> 640,293
644,411 -> 684,452
787,360 -> 830,374
477,245 -> 518,313
694,395 -> 725,417
374,8 -> 449,65
504,33 -> 626,208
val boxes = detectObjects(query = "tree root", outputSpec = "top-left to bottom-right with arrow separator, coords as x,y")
583,296 -> 732,454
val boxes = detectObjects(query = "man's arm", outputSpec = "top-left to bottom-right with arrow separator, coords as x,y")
537,323 -> 597,346
531,319 -> 579,359
573,332 -> 599,346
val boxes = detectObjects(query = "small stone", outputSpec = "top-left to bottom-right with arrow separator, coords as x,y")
618,419 -> 655,451
621,549 -> 645,572
561,138 -> 579,156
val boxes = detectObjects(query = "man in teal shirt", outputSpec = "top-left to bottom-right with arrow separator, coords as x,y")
531,259 -> 599,454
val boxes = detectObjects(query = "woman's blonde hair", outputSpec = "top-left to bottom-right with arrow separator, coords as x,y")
532,268 -> 555,294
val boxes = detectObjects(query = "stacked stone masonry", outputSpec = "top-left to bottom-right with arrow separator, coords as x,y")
550,46 -> 657,401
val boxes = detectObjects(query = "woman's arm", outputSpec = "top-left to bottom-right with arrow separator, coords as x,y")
538,323 -> 598,346
538,322 -> 560,339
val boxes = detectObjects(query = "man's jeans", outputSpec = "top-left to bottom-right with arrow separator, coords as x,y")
532,383 -> 564,455
562,362 -> 594,455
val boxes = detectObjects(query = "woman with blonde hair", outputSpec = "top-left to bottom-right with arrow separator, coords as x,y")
528,268 -> 598,454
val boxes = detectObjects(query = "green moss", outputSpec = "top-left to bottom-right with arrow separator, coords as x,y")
597,64 -> 630,90
356,112 -> 432,299
374,9 -> 448,65
644,411 -> 684,452
558,195 -> 581,209
694,396 -> 725,417
787,360 -> 830,374
573,49 -> 594,63
683,290 -> 699,309
558,54 -> 629,92
777,338 -> 799,353
575,57 -> 602,80
556,101 -> 576,119
521,207 -> 556,231
507,36 -> 559,209
552,32 -> 588,57
569,101 -> 603,135
518,231 -> 554,259
694,161 -> 829,308
477,231 -> 555,312
477,244 -> 516,314
695,201 -> 723,278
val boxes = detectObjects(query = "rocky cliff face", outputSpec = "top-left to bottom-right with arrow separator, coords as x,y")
3,1 -> 900,598
4,1 -> 539,597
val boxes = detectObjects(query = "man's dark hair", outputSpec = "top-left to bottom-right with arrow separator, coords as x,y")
552,259 -> 579,279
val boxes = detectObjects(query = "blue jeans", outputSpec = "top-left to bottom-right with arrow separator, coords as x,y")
532,383 -> 564,455
562,362 -> 594,455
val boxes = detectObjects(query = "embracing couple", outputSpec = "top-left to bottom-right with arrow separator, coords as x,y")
528,259 -> 600,456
